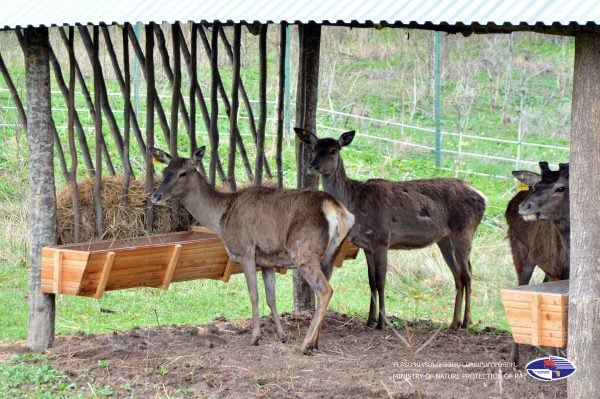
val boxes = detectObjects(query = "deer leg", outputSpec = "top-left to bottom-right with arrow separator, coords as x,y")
240,255 -> 261,346
261,267 -> 287,342
364,250 -> 378,328
437,237 -> 463,329
372,247 -> 388,330
296,264 -> 333,354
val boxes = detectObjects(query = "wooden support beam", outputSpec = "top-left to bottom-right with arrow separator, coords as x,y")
177,24 -> 232,182
154,24 -> 191,138
145,22 -> 156,233
228,24 -> 241,192
53,251 -> 62,294
161,244 -> 182,290
0,50 -> 27,129
99,25 -> 146,157
125,24 -> 172,145
121,24 -> 133,205
92,25 -> 104,238
217,26 -> 272,179
208,22 -> 220,187
78,25 -> 126,169
189,23 -> 198,158
276,23 -> 287,188
221,259 -> 236,283
66,26 -> 81,244
293,23 -> 322,312
94,251 -> 116,299
198,25 -> 255,182
22,26 -> 57,351
255,24 -> 268,186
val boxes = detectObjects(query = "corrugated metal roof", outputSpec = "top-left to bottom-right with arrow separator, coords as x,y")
2,0 -> 599,34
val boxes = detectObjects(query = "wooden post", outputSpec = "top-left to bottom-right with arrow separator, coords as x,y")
208,21 -> 220,187
66,26 -> 81,243
567,32 -> 600,399
228,24 -> 241,192
276,23 -> 287,188
22,26 -> 57,351
145,23 -> 156,233
293,23 -> 322,312
122,24 -> 133,204
255,24 -> 268,186
92,25 -> 104,238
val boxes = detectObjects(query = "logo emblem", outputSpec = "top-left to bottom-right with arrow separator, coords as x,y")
525,356 -> 576,381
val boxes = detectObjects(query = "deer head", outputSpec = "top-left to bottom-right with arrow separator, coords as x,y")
516,163 -> 569,222
150,146 -> 206,205
294,127 -> 355,175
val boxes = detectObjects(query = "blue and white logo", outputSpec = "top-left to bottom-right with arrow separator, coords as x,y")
525,356 -> 576,381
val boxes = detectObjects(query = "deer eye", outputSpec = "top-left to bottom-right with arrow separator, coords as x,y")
556,186 -> 566,193
329,148 -> 337,155
178,171 -> 187,178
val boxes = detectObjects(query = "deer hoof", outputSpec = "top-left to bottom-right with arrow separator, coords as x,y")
278,332 -> 288,343
251,335 -> 261,346
449,321 -> 461,330
366,319 -> 377,329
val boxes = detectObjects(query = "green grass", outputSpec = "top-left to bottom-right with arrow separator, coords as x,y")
0,353 -> 81,398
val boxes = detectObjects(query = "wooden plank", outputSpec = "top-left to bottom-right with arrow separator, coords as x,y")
53,250 -> 62,294
161,244 -> 182,290
531,294 -> 541,346
94,251 -> 116,299
221,259 -> 238,282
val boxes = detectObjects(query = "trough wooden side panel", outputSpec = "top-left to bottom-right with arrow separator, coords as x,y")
41,248 -> 89,294
501,285 -> 568,348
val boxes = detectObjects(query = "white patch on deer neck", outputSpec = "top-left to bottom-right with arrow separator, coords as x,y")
522,214 -> 539,222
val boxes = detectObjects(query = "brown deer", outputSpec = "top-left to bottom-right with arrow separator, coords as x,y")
150,146 -> 355,354
295,128 -> 486,330
506,162 -> 569,367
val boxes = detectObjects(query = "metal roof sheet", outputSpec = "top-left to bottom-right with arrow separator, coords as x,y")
2,0 -> 599,34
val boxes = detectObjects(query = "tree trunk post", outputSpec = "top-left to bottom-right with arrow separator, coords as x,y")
23,26 -> 56,352
567,32 -> 600,399
293,23 -> 321,312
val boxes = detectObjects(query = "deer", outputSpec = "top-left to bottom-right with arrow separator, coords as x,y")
506,162 -> 569,367
149,146 -> 354,354
295,128 -> 486,330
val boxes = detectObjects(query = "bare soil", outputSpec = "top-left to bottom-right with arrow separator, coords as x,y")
2,312 -> 566,398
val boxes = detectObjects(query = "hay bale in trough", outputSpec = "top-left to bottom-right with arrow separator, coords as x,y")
56,176 -> 193,244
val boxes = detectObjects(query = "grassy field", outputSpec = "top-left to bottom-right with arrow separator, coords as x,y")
0,26 -> 570,345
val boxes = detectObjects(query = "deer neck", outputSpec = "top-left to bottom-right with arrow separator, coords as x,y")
555,211 -> 571,260
180,173 -> 231,235
321,159 -> 354,206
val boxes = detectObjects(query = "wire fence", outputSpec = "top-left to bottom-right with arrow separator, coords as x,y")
0,87 -> 570,182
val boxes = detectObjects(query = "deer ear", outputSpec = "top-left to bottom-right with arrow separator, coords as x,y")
559,163 -> 569,177
192,146 -> 206,163
339,131 -> 355,147
512,170 -> 541,187
538,161 -> 550,174
150,147 -> 172,164
294,127 -> 318,146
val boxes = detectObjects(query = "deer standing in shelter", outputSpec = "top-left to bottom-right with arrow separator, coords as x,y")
507,162 -> 570,366
150,146 -> 355,354
295,128 -> 486,330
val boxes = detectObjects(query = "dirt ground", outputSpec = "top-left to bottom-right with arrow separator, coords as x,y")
3,312 -> 566,398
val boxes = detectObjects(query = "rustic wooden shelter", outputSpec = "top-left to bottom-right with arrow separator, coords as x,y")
2,1 -> 600,397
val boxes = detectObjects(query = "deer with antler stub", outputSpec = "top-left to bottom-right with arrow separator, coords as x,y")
150,146 -> 354,354
295,128 -> 486,330
507,162 -> 569,367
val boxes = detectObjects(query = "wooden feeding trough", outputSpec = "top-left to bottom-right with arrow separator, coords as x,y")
500,280 -> 569,348
41,226 -> 360,299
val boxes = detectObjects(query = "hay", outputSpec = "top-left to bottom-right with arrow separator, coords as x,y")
56,176 -> 193,244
